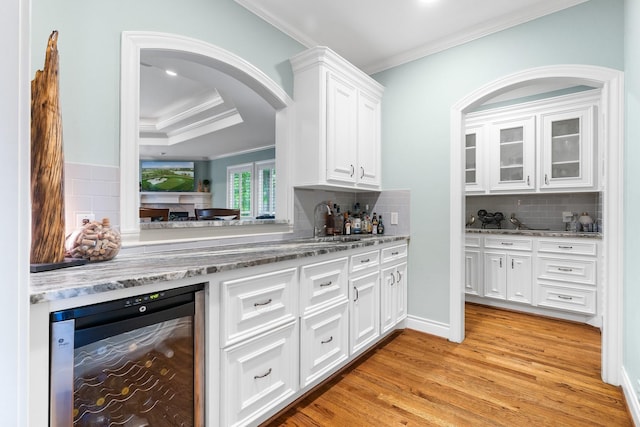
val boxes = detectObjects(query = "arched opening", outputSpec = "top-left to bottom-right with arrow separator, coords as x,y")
449,65 -> 624,385
119,31 -> 294,242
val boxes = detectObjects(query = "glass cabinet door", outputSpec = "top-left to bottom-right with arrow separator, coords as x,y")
540,106 -> 594,190
465,132 -> 477,184
465,125 -> 485,193
490,117 -> 535,191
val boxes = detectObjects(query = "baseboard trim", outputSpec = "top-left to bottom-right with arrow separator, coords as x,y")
406,315 -> 449,339
621,367 -> 640,425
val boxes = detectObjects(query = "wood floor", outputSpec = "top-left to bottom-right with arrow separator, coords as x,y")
263,303 -> 632,427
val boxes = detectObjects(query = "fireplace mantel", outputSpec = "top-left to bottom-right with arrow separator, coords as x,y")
140,191 -> 212,208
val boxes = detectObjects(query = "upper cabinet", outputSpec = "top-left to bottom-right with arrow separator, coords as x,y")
290,47 -> 384,190
465,90 -> 599,195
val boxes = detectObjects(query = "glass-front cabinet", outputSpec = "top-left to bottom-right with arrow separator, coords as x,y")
540,106 -> 595,190
465,125 -> 484,193
489,116 -> 535,192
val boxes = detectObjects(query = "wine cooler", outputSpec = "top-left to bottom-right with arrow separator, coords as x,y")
49,284 -> 205,426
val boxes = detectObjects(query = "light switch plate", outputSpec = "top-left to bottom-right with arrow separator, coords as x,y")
75,212 -> 95,228
390,212 -> 399,225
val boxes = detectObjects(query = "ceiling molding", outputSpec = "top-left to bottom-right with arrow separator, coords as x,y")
152,90 -> 225,132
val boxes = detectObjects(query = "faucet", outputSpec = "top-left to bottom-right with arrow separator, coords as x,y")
314,201 -> 333,237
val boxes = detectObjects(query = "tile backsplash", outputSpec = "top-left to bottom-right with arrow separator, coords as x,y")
64,162 -> 120,235
466,192 -> 602,231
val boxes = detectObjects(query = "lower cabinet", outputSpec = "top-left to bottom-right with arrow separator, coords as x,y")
300,300 -> 349,388
350,269 -> 381,356
221,321 -> 299,427
464,249 -> 482,296
483,251 -> 532,303
381,261 -> 407,334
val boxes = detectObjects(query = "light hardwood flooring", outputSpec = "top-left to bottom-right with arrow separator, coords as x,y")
263,303 -> 632,426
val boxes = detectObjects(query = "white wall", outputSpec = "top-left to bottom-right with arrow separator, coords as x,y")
373,0 -> 625,324
1,0 -> 30,424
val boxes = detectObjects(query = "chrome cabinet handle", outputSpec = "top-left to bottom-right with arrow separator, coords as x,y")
501,242 -> 513,246
511,259 -> 514,269
254,298 -> 272,307
390,273 -> 395,286
396,271 -> 402,282
499,258 -> 502,268
354,286 -> 359,302
558,295 -> 573,300
320,281 -> 332,287
558,245 -> 573,249
527,175 -> 530,186
350,164 -> 355,177
391,251 -> 399,256
558,267 -> 573,272
321,336 -> 333,344
254,368 -> 272,379
360,258 -> 370,263
360,166 -> 365,179
545,174 -> 549,185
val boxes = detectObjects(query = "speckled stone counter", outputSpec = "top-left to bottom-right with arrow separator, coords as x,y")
465,228 -> 602,239
29,235 -> 409,305
139,218 -> 288,230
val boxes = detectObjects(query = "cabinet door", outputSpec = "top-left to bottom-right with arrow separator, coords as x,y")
380,265 -> 396,333
357,91 -> 381,188
465,126 -> 485,193
489,117 -> 536,191
221,322 -> 298,427
393,262 -> 408,325
464,249 -> 482,296
484,252 -> 506,300
326,72 -> 358,185
300,301 -> 349,388
507,254 -> 532,303
350,270 -> 380,356
540,106 -> 595,189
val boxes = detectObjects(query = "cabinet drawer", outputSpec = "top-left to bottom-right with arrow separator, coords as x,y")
465,235 -> 481,248
537,256 -> 596,285
381,244 -> 408,263
536,282 -> 596,315
350,249 -> 380,273
300,257 -> 348,315
538,239 -> 597,256
221,267 -> 297,346
300,301 -> 349,388
484,236 -> 532,251
222,322 -> 298,427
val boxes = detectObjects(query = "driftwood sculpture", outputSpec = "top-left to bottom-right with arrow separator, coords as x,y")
30,31 -> 65,264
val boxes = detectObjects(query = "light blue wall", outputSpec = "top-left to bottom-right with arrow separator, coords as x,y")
624,0 -> 640,402
30,0 -> 303,167
210,148 -> 275,207
373,0 -> 624,323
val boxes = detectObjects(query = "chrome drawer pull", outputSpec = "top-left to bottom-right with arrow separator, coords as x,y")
360,258 -> 370,263
558,295 -> 573,300
321,336 -> 333,344
391,251 -> 399,256
354,286 -> 359,302
558,267 -> 573,272
360,166 -> 365,179
558,245 -> 573,249
396,271 -> 402,282
254,368 -> 272,379
501,242 -> 514,246
390,274 -> 395,285
320,281 -> 332,287
350,164 -> 355,177
254,298 -> 273,307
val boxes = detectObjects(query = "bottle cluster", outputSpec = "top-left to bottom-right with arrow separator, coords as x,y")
319,202 -> 384,236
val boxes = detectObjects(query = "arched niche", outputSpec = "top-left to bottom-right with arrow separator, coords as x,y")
449,65 -> 624,385
119,31 -> 293,243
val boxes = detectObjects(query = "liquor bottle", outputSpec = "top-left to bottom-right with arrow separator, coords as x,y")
344,213 -> 351,235
371,213 -> 378,235
377,215 -> 384,235
334,205 -> 343,235
325,201 -> 334,235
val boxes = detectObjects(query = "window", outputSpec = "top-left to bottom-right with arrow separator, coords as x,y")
227,160 -> 275,218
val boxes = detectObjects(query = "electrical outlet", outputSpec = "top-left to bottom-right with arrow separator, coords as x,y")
75,212 -> 95,228
390,212 -> 399,225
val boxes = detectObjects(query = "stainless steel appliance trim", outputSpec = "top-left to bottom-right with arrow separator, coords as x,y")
194,289 -> 205,427
50,319 -> 75,427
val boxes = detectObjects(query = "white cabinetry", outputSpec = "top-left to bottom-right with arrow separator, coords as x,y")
534,239 -> 598,314
465,90 -> 600,195
299,257 -> 350,388
464,235 -> 482,296
290,46 -> 384,190
220,266 -> 298,426
483,236 -> 533,304
539,105 -> 595,190
380,244 -> 408,333
349,250 -> 380,356
489,116 -> 536,192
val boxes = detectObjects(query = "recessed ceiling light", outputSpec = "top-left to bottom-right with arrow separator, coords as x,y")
165,69 -> 178,77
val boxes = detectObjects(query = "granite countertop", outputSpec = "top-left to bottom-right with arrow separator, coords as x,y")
30,235 -> 409,305
465,228 -> 602,239
139,218 -> 288,230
